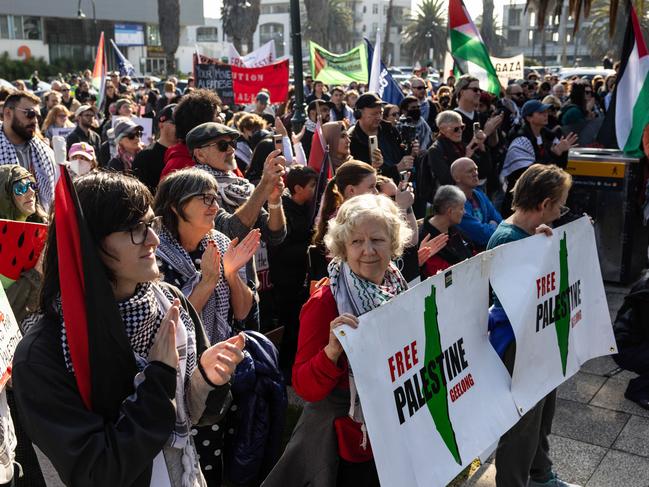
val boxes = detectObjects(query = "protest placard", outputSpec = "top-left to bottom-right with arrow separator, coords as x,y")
195,63 -> 235,106
309,42 -> 369,84
0,219 -> 48,281
335,217 -> 614,486
491,54 -> 525,85
0,287 -> 22,388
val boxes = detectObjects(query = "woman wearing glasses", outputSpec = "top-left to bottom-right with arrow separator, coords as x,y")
107,118 -> 144,173
154,168 -> 258,485
488,164 -> 576,487
41,104 -> 74,142
13,171 -> 245,487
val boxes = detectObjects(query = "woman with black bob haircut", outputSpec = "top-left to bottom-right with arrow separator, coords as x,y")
12,170 -> 246,487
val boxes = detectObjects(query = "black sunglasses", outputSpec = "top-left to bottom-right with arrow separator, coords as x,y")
412,86 -> 426,90
126,216 -> 162,245
14,107 -> 38,119
202,139 -> 237,152
450,125 -> 465,133
126,131 -> 143,140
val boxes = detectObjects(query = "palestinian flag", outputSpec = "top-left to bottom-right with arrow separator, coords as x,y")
55,167 -> 137,420
91,32 -> 107,110
448,0 -> 501,96
598,6 -> 649,157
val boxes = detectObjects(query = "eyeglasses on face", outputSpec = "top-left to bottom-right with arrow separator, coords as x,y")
559,205 -> 571,217
464,86 -> 481,93
14,107 -> 38,119
192,193 -> 219,207
12,180 -> 37,196
126,216 -> 162,245
412,86 -> 426,91
126,131 -> 143,140
448,124 -> 465,133
202,139 -> 237,152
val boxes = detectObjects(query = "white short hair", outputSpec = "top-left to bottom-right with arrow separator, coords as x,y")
435,110 -> 463,128
324,194 -> 413,260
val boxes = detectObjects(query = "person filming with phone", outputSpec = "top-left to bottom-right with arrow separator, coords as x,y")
349,92 -> 417,184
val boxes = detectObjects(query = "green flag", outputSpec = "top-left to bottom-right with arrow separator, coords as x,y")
309,42 -> 368,85
448,0 -> 501,95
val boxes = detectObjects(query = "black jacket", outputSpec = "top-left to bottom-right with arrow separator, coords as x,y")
613,277 -> 649,349
12,283 -> 231,487
65,125 -> 102,159
268,193 -> 312,291
132,142 -> 168,194
349,121 -> 403,183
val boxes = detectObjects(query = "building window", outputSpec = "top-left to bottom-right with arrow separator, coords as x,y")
507,30 -> 519,46
508,9 -> 521,26
372,4 -> 378,14
552,32 -> 559,42
259,23 -> 284,57
363,6 -> 367,13
260,3 -> 290,14
197,26 -> 218,42
0,15 -> 41,40
147,24 -> 161,46
529,12 -> 536,26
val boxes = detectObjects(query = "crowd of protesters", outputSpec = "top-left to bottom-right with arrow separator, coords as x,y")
0,61 -> 647,487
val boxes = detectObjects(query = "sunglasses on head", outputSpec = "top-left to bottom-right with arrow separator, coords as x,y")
202,139 -> 237,152
13,180 -> 37,196
14,107 -> 38,119
126,131 -> 143,140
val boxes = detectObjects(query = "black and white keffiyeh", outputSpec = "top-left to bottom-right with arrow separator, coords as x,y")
156,226 -> 234,344
59,282 -> 200,486
500,136 -> 536,184
0,122 -> 57,211
195,164 -> 254,214
328,258 -> 408,449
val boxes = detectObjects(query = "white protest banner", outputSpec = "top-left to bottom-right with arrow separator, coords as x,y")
228,40 -> 276,68
51,127 -> 75,139
489,216 -> 616,413
0,287 -> 22,388
491,54 -> 525,85
335,257 -> 520,487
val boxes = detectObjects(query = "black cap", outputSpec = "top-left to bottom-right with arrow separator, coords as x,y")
307,99 -> 334,112
355,92 -> 386,110
157,103 -> 176,124
186,122 -> 240,151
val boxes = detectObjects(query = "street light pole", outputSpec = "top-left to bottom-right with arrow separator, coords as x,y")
289,0 -> 306,132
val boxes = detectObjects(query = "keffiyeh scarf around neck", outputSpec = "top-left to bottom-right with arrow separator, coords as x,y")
0,122 -> 56,212
59,282 -> 200,486
196,164 -> 254,214
156,226 -> 233,343
328,258 -> 408,448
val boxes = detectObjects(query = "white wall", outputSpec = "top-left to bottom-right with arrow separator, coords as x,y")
0,39 -> 49,62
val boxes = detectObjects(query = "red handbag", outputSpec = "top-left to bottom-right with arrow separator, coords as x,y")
333,416 -> 374,463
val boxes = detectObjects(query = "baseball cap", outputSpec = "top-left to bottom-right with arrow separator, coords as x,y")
113,118 -> 144,142
355,92 -> 386,110
521,100 -> 552,118
157,104 -> 176,124
74,105 -> 96,118
114,98 -> 132,112
186,122 -> 240,151
68,142 -> 96,161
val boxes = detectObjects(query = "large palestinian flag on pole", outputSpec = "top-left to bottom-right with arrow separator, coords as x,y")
598,5 -> 649,157
448,0 -> 501,95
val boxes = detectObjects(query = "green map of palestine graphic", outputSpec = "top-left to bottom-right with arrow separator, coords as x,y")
423,285 -> 462,465
555,233 -> 570,375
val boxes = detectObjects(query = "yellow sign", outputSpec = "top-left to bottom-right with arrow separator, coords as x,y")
566,160 -> 626,179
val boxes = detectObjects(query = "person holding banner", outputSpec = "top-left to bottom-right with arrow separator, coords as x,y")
264,194 -> 411,487
487,164 -> 578,487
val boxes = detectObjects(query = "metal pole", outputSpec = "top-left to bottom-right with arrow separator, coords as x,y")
289,0 -> 306,132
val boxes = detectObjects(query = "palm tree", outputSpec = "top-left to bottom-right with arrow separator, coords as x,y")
527,0 -> 645,35
585,0 -> 649,61
383,0 -> 394,61
404,0 -> 447,67
157,0 -> 180,74
480,0 -> 497,54
222,0 -> 262,53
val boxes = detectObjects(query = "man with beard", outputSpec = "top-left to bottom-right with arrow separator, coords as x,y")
497,83 -> 525,137
188,122 -> 287,329
0,92 -> 56,210
410,76 -> 438,131
66,105 -> 101,157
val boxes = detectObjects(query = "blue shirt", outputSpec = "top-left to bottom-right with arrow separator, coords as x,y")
486,221 -> 530,356
457,189 -> 502,248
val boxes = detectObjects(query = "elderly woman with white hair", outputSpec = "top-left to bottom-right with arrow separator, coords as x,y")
263,194 -> 412,487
